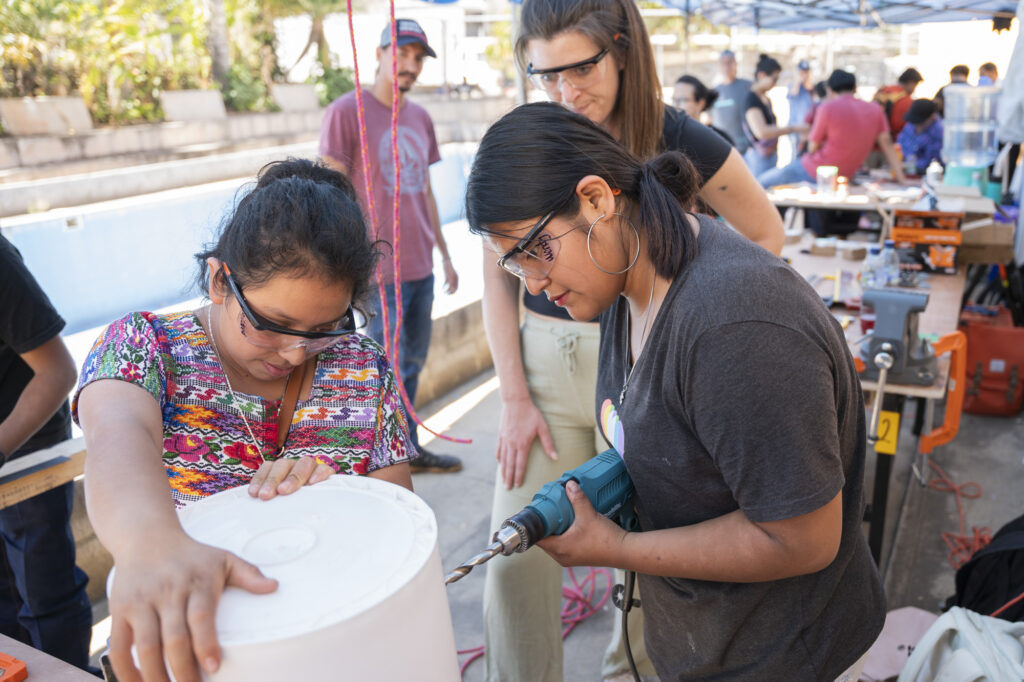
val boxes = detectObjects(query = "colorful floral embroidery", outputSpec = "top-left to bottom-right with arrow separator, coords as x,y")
74,311 -> 413,508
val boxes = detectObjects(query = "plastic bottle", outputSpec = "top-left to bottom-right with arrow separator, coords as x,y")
861,245 -> 883,289
904,153 -> 918,177
925,160 -> 943,186
882,239 -> 901,286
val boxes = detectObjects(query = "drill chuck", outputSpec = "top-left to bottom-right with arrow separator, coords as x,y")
496,508 -> 548,554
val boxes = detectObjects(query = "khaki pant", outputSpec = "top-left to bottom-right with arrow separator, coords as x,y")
482,313 -> 655,682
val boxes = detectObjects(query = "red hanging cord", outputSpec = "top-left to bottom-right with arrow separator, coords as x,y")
343,3 -> 469,444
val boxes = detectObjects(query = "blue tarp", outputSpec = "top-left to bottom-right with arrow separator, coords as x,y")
656,0 -> 1016,31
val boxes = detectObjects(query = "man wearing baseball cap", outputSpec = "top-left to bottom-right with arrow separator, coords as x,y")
319,19 -> 462,474
897,98 -> 943,175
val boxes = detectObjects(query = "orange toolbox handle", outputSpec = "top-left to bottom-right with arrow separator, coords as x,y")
919,330 -> 967,455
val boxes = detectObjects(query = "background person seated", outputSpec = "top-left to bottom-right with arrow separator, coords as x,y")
897,99 -> 944,176
758,69 -> 907,189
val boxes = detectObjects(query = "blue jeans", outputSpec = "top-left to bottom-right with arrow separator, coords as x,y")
0,445 -> 92,670
758,157 -> 816,189
744,146 -> 779,178
366,274 -> 435,449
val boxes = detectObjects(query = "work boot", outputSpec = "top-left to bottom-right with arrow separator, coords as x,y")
410,447 -> 462,473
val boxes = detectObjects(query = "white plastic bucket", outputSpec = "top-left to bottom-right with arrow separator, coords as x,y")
109,475 -> 460,681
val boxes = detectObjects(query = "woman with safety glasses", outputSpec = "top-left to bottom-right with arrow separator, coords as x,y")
471,102 -> 884,682
73,159 -> 414,682
481,1 -> 785,680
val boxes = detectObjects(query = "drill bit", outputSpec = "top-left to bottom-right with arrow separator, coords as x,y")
444,540 -> 503,584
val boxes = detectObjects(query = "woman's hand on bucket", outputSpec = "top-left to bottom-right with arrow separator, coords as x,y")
107,534 -> 277,682
248,456 -> 335,500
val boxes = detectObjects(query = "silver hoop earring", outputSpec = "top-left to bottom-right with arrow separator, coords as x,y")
587,212 -> 641,275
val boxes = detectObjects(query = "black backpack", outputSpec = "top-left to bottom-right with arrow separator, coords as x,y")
947,513 -> 1024,622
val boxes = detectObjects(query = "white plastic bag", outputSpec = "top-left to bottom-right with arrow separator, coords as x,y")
897,607 -> 1024,682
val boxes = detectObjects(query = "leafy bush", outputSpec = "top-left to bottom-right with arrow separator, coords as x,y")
307,63 -> 354,107
2,0 -> 213,125
221,62 -> 274,112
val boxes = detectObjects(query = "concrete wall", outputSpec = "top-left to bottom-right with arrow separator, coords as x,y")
0,95 -> 512,173
0,95 -> 512,216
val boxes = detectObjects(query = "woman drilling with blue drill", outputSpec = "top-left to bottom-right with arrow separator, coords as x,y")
465,102 -> 885,682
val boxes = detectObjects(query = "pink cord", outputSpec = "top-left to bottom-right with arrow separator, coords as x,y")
343,6 -> 470,444
457,567 -> 614,676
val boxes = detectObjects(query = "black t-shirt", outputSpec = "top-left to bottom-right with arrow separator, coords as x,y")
743,91 -> 777,142
523,106 -> 732,320
0,235 -> 72,453
595,216 -> 885,680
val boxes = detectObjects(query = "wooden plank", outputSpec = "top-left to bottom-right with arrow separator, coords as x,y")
0,438 -> 86,510
0,633 -> 97,680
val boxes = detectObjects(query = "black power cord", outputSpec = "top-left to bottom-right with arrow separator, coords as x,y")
612,570 -> 642,682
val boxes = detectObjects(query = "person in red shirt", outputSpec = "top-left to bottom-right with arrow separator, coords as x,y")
759,70 -> 907,188
873,68 -> 923,136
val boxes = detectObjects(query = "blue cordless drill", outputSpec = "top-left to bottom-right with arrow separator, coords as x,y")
444,449 -> 637,584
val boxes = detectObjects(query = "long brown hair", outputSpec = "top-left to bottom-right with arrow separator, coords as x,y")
515,0 -> 664,160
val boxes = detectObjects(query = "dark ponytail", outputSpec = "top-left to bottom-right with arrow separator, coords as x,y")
755,53 -> 782,78
195,158 -> 380,307
675,74 -> 718,113
466,102 -> 700,279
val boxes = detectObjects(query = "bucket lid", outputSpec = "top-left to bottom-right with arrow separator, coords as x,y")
174,475 -> 438,645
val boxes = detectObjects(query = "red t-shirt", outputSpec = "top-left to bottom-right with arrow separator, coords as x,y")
802,94 -> 890,179
319,90 -> 441,284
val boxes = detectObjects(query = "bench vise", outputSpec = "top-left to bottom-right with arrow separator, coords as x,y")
860,288 -> 937,387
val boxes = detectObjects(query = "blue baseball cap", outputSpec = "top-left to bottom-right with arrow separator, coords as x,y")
798,60 -> 811,71
380,19 -> 437,58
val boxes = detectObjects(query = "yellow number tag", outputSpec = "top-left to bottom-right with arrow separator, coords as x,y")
874,410 -> 900,455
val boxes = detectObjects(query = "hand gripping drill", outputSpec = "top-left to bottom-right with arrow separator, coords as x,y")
444,449 -> 637,584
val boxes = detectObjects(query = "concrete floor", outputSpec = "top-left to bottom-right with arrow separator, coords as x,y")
88,370 -> 1024,680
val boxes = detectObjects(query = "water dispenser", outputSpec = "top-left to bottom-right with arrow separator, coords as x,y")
943,85 -> 1001,199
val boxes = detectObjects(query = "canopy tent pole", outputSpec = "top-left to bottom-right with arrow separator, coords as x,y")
684,0 -> 691,71
511,2 -> 528,105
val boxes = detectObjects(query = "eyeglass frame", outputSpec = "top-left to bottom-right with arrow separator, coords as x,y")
526,48 -> 610,91
496,207 -> 584,280
221,264 -> 359,340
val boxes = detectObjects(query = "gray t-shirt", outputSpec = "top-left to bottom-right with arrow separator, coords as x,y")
596,216 -> 885,681
712,78 -> 752,153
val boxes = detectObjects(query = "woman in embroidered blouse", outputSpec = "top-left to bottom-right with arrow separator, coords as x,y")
74,159 -> 415,682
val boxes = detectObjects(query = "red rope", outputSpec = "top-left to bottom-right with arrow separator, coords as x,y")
343,4 -> 469,444
925,458 -> 991,569
456,567 -> 614,676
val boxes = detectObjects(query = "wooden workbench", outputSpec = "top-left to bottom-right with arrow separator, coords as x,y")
782,231 -> 966,563
0,438 -> 85,510
769,182 -> 923,236
0,633 -> 97,680
782,233 -> 965,399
